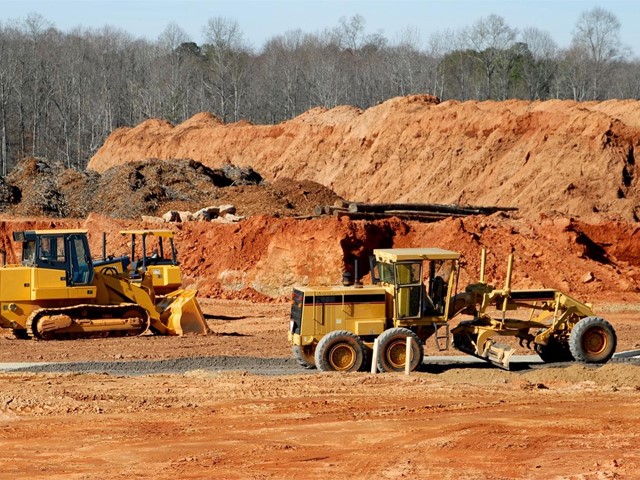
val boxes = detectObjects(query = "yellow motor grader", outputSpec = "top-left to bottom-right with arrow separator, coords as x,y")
0,229 -> 208,340
288,248 -> 616,372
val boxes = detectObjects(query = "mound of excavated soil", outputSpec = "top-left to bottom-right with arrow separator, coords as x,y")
88,96 -> 640,222
2,157 -> 340,219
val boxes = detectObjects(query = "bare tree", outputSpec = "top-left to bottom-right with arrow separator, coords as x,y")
202,17 -> 250,122
465,14 -> 517,99
155,23 -> 193,122
336,14 -> 366,52
386,27 -> 424,97
0,25 -> 20,175
571,7 -> 624,99
519,27 -> 558,99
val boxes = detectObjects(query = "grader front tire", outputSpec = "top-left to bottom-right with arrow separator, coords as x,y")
569,316 -> 617,364
314,330 -> 366,373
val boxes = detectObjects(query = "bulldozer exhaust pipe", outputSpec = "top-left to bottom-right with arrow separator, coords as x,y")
480,249 -> 486,283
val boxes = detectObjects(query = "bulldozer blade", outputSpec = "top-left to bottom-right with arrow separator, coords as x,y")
486,342 -> 515,370
158,289 -> 209,335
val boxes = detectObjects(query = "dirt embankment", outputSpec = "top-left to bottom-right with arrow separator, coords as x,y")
89,96 -> 640,222
1,213 -> 639,302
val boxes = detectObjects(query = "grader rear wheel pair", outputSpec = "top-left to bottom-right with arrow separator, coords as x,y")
310,328 -> 424,373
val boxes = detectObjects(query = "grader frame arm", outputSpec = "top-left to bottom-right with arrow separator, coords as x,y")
450,250 -> 599,369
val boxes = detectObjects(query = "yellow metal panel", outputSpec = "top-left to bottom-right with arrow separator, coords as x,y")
149,265 -> 181,287
0,268 -> 32,302
354,319 -> 386,336
32,268 -> 69,300
294,285 -> 387,295
68,287 -> 97,300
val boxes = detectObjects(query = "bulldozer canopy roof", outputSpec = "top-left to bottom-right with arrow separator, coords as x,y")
120,230 -> 175,238
14,229 -> 88,239
374,248 -> 460,262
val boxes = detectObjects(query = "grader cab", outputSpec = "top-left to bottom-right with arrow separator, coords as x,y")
288,247 -> 617,372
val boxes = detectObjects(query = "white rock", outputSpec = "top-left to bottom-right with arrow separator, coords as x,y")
177,211 -> 194,222
218,204 -> 236,216
162,211 -> 180,222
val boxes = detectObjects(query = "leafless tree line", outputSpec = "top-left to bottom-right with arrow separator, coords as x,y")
0,7 -> 637,173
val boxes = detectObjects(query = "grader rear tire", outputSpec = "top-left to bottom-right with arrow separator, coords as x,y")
314,330 -> 366,373
376,327 -> 424,373
292,345 -> 316,369
569,316 -> 617,364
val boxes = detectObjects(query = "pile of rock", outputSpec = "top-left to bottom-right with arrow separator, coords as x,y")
142,204 -> 244,224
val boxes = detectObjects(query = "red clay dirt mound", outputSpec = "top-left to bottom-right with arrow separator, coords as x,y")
2,157 -> 341,219
88,95 -> 640,222
0,213 -> 638,302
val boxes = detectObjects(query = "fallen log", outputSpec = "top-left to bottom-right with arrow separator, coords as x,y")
348,202 -> 517,216
336,211 -> 465,222
314,205 -> 349,216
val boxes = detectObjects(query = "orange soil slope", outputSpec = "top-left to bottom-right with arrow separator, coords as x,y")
88,96 -> 640,222
1,214 -> 638,301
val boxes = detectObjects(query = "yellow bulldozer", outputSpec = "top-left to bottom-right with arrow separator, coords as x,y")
288,248 -> 617,372
0,229 -> 208,339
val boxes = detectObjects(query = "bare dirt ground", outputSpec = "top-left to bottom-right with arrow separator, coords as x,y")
0,300 -> 639,479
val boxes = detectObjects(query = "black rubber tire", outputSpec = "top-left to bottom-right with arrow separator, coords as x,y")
292,345 -> 316,369
376,327 -> 424,373
314,330 -> 366,372
569,316 -> 617,364
535,336 -> 574,363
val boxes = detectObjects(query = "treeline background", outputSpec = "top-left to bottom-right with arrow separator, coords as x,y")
0,7 -> 637,173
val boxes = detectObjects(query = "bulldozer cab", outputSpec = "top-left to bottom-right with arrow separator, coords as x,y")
14,230 -> 94,286
371,248 -> 459,323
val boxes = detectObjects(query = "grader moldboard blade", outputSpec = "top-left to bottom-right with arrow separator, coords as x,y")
452,326 -> 517,370
157,290 -> 209,335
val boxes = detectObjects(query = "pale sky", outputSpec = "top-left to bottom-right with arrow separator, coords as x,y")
3,0 -> 640,55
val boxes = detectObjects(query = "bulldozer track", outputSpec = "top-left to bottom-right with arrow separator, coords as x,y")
25,303 -> 150,340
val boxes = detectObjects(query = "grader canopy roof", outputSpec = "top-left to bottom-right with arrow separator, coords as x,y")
374,248 -> 460,262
